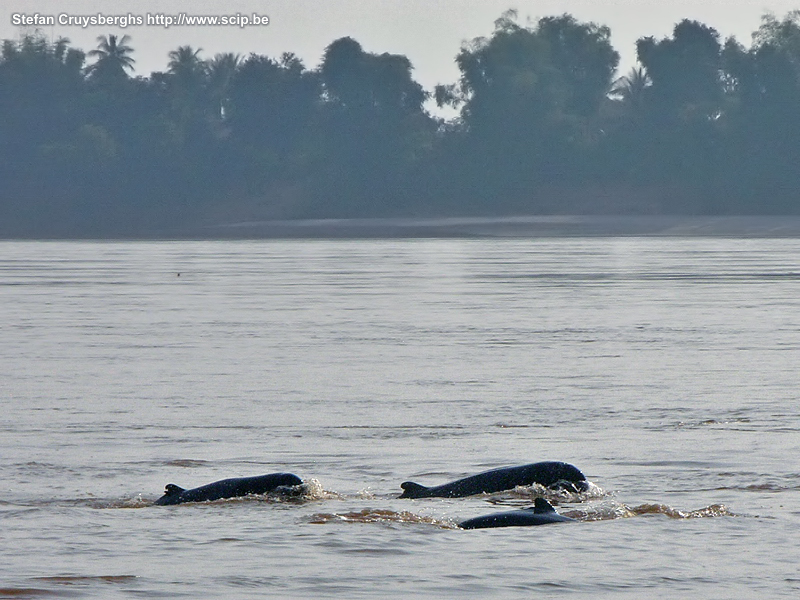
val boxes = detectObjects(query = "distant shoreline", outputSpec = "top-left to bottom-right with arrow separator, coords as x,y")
181,215 -> 800,239
8,215 -> 800,241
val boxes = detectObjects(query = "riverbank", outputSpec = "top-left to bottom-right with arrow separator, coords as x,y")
189,215 -> 800,239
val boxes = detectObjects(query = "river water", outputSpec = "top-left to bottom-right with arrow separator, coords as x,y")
2,238 -> 799,598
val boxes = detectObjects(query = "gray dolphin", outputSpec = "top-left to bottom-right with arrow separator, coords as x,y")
154,472 -> 303,505
459,497 -> 576,529
399,461 -> 588,499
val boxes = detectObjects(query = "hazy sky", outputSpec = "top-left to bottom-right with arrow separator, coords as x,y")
3,0 -> 798,91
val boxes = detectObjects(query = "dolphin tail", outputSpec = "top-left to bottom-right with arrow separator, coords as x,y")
399,481 -> 428,499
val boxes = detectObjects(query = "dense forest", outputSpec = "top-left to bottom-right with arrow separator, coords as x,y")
2,10 -> 800,237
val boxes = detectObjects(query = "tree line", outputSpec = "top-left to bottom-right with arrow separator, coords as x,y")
2,10 -> 800,236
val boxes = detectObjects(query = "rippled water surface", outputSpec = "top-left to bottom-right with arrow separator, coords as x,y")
2,238 -> 799,598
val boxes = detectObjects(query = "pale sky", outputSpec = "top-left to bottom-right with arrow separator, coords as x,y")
3,0 -> 798,91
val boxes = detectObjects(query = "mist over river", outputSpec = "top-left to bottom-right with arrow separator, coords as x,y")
2,237 -> 799,598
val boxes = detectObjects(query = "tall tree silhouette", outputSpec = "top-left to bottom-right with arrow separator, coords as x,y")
167,45 -> 206,88
610,66 -> 651,111
632,20 -> 725,200
86,34 -> 134,85
160,45 -> 210,152
207,52 -> 242,121
317,37 -> 433,214
637,20 -> 724,119
440,11 -> 619,207
721,12 -> 800,210
320,37 -> 426,115
226,52 -> 320,194
0,32 -> 85,162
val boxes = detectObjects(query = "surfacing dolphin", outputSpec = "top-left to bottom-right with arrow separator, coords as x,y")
154,472 -> 303,505
399,461 -> 588,499
458,497 -> 576,529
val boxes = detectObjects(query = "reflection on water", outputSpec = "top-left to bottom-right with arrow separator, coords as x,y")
306,501 -> 733,528
308,508 -> 457,528
1,239 -> 799,598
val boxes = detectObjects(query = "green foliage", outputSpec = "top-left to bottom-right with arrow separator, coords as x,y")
0,32 -> 86,174
718,12 -> 800,211
753,11 -> 800,66
637,20 -> 724,117
442,11 -> 620,208
610,67 -> 651,110
2,11 -> 800,236
316,37 -> 435,215
226,52 -> 320,193
86,34 -> 135,85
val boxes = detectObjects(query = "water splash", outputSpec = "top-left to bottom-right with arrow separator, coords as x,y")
564,501 -> 637,521
295,478 -> 343,502
630,503 -> 733,518
563,501 -> 733,521
484,481 -> 607,505
307,508 -> 457,529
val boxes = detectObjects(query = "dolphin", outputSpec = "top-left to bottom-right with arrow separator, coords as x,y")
154,472 -> 303,505
399,461 -> 588,499
458,497 -> 576,529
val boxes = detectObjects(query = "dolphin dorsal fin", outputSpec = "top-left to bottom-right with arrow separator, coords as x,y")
533,497 -> 556,513
164,484 -> 185,495
399,481 -> 428,498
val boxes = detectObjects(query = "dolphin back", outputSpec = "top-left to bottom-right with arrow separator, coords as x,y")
458,498 -> 576,529
400,462 -> 587,499
154,472 -> 303,505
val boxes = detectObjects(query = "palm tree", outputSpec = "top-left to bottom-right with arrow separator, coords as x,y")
86,34 -> 135,84
164,46 -> 210,147
207,52 -> 242,119
167,45 -> 206,87
611,66 -> 651,110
